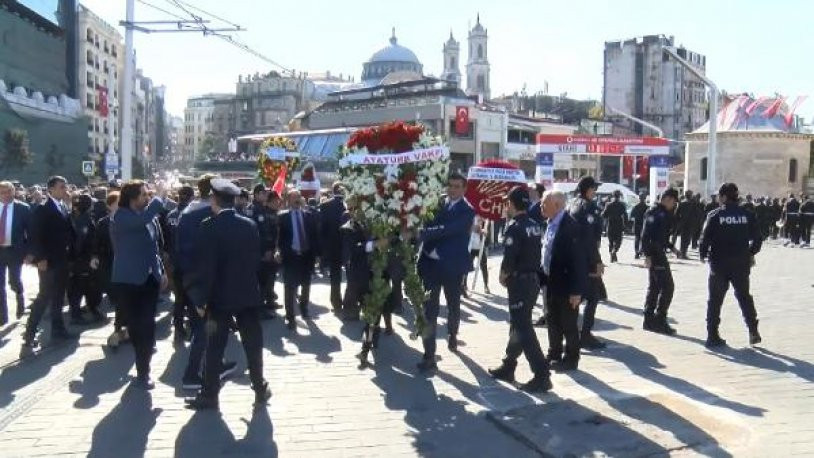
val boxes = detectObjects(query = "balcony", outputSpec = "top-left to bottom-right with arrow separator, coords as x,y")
86,57 -> 93,65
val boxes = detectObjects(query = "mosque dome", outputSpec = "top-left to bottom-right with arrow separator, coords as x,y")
362,29 -> 424,85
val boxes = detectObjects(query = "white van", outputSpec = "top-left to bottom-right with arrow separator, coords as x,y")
552,182 -> 641,208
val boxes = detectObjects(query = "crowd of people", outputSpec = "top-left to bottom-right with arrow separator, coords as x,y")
0,171 -> 802,407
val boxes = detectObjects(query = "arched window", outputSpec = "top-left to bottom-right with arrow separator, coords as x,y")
477,44 -> 483,59
700,157 -> 708,181
477,74 -> 485,90
451,57 -> 456,68
789,158 -> 798,183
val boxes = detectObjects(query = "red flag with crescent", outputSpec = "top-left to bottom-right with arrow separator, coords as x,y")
455,106 -> 470,136
272,164 -> 287,196
98,86 -> 109,118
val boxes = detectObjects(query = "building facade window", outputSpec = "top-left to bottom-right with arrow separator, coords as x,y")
477,44 -> 483,59
700,157 -> 708,181
789,158 -> 798,183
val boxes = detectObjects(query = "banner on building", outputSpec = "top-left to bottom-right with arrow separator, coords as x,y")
536,134 -> 669,156
98,86 -> 109,118
455,106 -> 470,136
534,152 -> 554,188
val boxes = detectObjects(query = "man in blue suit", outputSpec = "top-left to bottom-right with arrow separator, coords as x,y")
0,181 -> 31,325
185,179 -> 270,410
417,172 -> 475,372
318,182 -> 347,313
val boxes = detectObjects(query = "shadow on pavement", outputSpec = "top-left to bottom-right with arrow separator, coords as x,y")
174,407 -> 277,458
680,339 -> 814,384
569,371 -> 734,457
595,337 -> 765,417
69,347 -> 134,409
0,340 -> 79,408
460,295 -> 509,323
0,322 -> 20,349
88,385 -> 162,458
286,320 -> 341,363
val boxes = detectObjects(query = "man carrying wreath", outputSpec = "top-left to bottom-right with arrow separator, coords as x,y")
416,172 -> 475,373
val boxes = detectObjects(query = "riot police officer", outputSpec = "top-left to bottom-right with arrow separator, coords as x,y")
569,176 -> 606,349
700,183 -> 763,347
641,188 -> 680,335
488,186 -> 551,393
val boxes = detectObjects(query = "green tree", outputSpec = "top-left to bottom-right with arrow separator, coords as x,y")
198,134 -> 217,161
1,128 -> 33,171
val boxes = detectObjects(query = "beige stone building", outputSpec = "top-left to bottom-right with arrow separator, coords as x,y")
684,95 -> 814,198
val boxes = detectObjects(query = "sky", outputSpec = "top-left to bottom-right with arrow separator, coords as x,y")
78,0 -> 814,121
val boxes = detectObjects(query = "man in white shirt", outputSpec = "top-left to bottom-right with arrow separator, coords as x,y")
0,181 -> 32,325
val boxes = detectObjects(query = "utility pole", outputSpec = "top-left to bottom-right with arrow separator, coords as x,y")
663,46 -> 718,197
120,0 -> 135,180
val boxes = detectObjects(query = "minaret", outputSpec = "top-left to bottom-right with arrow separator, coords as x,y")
466,14 -> 490,101
442,30 -> 461,84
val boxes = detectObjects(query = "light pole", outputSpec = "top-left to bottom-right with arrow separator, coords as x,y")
662,46 -> 718,197
120,0 -> 135,180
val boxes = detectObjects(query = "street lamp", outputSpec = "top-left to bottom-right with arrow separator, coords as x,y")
662,46 -> 718,197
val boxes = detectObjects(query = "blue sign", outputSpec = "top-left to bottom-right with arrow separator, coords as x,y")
536,152 -> 554,167
649,155 -> 671,168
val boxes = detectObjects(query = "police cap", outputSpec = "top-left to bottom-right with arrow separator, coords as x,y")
577,176 -> 601,193
211,178 -> 241,197
718,182 -> 739,201
507,185 -> 531,209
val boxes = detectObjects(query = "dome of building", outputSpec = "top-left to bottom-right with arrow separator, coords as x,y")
362,29 -> 423,84
692,95 -> 807,133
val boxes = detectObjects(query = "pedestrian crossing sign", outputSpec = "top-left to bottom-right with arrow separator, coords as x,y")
82,161 -> 94,176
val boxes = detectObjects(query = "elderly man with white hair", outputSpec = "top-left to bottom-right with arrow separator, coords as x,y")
538,190 -> 587,372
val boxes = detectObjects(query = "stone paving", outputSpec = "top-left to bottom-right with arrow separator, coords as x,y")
0,236 -> 812,457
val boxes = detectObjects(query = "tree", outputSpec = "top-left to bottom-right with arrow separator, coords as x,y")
197,134 -> 217,161
1,128 -> 33,171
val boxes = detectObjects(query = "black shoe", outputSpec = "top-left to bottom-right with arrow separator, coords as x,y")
546,352 -> 562,363
448,335 -> 458,352
220,361 -> 237,381
634,253 -> 641,260
550,359 -> 578,372
749,329 -> 762,345
286,319 -> 296,331
488,364 -> 516,383
611,253 -> 618,263
185,394 -> 218,410
254,382 -> 272,406
705,335 -> 727,348
534,316 -> 547,327
580,332 -> 607,350
181,375 -> 202,390
643,315 -> 659,332
416,358 -> 437,373
301,311 -> 311,320
133,376 -> 155,390
520,375 -> 553,393
51,329 -> 78,341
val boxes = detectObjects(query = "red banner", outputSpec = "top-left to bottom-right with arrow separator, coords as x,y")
464,160 -> 524,221
98,86 -> 109,118
455,106 -> 469,136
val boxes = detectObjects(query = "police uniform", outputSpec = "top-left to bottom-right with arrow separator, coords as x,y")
488,188 -> 551,392
601,194 -> 627,262
699,183 -> 763,347
568,177 -> 607,348
799,196 -> 814,246
248,197 -> 279,312
641,191 -> 678,335
630,197 -> 648,258
783,196 -> 801,245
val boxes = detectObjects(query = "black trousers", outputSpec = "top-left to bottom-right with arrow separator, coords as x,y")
680,231 -> 693,256
327,258 -> 343,310
504,275 -> 548,376
115,277 -> 159,378
283,255 -> 312,320
633,225 -> 643,256
786,216 -> 800,244
257,261 -> 278,309
25,263 -> 68,341
801,217 -> 812,245
67,272 -> 102,315
607,227 -> 623,254
342,273 -> 368,318
422,275 -> 462,359
202,307 -> 265,399
171,268 -> 188,328
546,291 -> 580,363
707,265 -> 757,333
644,262 -> 674,318
581,277 -> 603,334
0,248 -> 24,323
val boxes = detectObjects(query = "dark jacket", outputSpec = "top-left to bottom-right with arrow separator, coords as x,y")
318,196 -> 347,262
278,207 -> 320,263
569,196 -> 603,271
191,209 -> 262,311
540,213 -> 586,297
110,197 -> 164,285
641,204 -> 675,266
700,203 -> 762,270
69,211 -> 97,275
30,197 -> 74,267
630,202 -> 648,229
602,200 -> 627,231
418,198 -> 476,282
175,201 -> 213,275
3,200 -> 32,261
341,219 -> 371,284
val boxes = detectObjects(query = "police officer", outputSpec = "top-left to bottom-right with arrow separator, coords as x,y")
166,185 -> 194,343
699,183 -> 763,347
569,176 -> 606,349
641,187 -> 680,335
630,193 -> 648,258
247,184 -> 277,319
673,190 -> 695,259
754,197 -> 771,241
783,193 -> 801,246
799,195 -> 814,247
602,190 -> 627,263
488,186 -> 551,393
185,178 -> 271,410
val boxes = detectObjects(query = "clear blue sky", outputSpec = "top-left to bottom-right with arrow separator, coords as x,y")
81,0 -> 814,121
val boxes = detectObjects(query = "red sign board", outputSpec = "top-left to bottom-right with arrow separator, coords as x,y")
536,134 -> 669,156
464,160 -> 525,221
455,106 -> 470,136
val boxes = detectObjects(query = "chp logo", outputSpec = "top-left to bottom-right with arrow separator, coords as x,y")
464,160 -> 526,221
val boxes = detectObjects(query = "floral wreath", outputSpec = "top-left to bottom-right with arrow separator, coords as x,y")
257,137 -> 301,184
338,121 -> 450,363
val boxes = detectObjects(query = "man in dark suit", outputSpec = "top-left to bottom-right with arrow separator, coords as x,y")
0,181 -> 32,325
416,172 -> 475,372
185,179 -> 270,410
21,176 -> 77,355
318,182 -> 347,313
276,189 -> 320,330
540,190 -> 587,372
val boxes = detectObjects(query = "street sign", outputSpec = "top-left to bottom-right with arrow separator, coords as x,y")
105,154 -> 119,175
82,161 -> 94,177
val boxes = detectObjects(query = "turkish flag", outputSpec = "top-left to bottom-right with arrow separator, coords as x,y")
272,164 -> 287,196
638,156 -> 650,181
455,106 -> 469,136
622,156 -> 634,179
98,86 -> 109,118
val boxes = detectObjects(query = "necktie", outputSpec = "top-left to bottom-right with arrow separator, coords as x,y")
294,211 -> 308,252
0,204 -> 7,246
